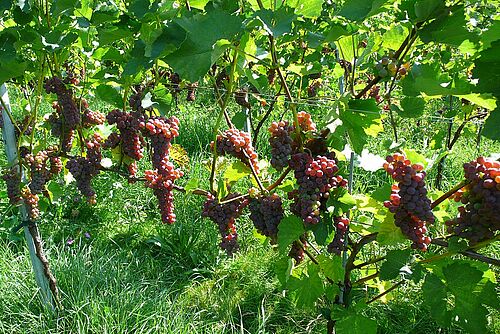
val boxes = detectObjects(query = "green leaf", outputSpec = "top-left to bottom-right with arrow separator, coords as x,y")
376,212 -> 406,245
317,254 -> 344,282
231,111 -> 247,130
216,178 -> 228,201
0,0 -> 12,11
479,281 -> 500,309
165,10 -> 243,81
95,84 -> 123,108
253,7 -> 296,37
274,256 -> 293,286
481,19 -> 500,50
289,264 -> 324,308
422,273 -> 452,327
184,178 -> 199,193
324,23 -> 354,42
473,40 -> 500,97
338,99 -> 383,154
403,149 -> 428,168
382,25 -> 409,50
371,182 -> 391,202
419,7 -> 477,47
338,0 -> 390,22
288,0 -> 324,18
50,0 -> 78,16
0,60 -> 26,84
98,26 -> 133,45
483,108 -> 500,140
455,93 -> 497,110
277,216 -> 304,253
397,96 -> 426,118
129,0 -> 150,19
402,63 -> 472,97
147,24 -> 186,59
379,249 -> 411,280
336,314 -> 377,334
152,84 -> 173,116
446,236 -> 468,253
223,161 -> 251,183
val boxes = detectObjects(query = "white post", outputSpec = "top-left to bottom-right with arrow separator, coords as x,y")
1,83 -> 57,311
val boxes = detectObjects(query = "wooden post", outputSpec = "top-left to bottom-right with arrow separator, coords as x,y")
1,83 -> 57,311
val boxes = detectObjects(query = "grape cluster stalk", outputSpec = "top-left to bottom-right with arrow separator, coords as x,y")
289,153 -> 347,225
213,129 -> 259,173
248,194 -> 284,240
383,153 -> 434,251
202,194 -> 249,255
446,157 -> 500,244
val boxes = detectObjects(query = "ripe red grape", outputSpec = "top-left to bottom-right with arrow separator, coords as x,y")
213,129 -> 259,173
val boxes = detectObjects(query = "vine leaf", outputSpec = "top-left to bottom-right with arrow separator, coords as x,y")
288,264 -> 324,308
336,314 -> 377,334
335,99 -> 383,154
223,161 -> 250,184
395,96 -> 425,118
165,10 -> 243,82
277,215 -> 304,253
376,212 -> 406,245
252,7 -> 296,37
317,254 -> 344,282
423,262 -> 494,333
419,7 -> 477,47
338,0 -> 391,22
379,249 -> 412,280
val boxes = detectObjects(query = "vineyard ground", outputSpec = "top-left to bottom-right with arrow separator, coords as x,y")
1,94 -> 499,333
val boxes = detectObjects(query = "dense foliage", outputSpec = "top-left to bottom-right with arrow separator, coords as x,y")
1,0 -> 499,333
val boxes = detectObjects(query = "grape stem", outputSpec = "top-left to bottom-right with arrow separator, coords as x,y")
209,47 -> 239,194
367,280 -> 404,304
355,26 -> 418,99
252,85 -> 283,148
267,167 -> 292,192
352,271 -> 379,286
351,256 -> 386,270
430,238 -> 500,266
430,179 -> 469,209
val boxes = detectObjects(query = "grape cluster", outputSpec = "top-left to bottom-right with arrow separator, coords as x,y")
213,129 -> 259,173
186,82 -> 198,102
327,217 -> 350,255
248,194 -> 284,240
141,116 -> 182,224
368,85 -> 382,103
106,109 -> 145,161
268,121 -> 294,170
66,134 -> 102,204
445,157 -> 500,244
297,111 -> 316,132
21,187 -> 40,220
375,54 -> 410,78
383,153 -> 434,251
25,150 -> 51,194
44,77 -> 81,128
48,102 -> 75,152
288,234 -> 308,264
307,80 -> 322,98
15,115 -> 34,137
169,73 -> 181,95
2,168 -> 21,204
81,99 -> 105,127
202,194 -> 249,255
288,153 -> 346,225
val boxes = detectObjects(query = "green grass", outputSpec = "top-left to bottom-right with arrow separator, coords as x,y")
1,91 -> 499,333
